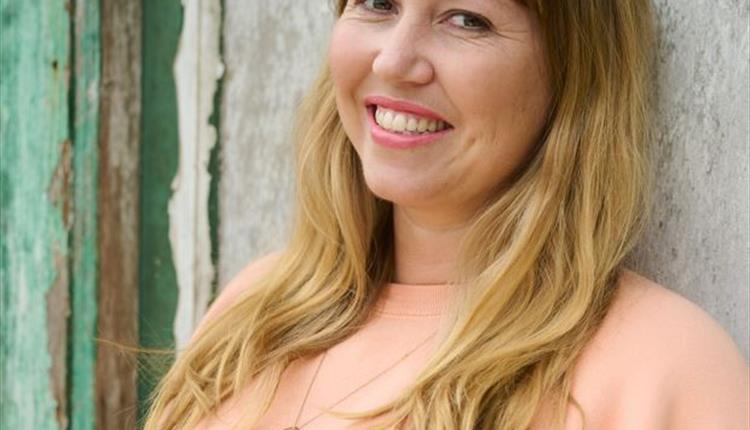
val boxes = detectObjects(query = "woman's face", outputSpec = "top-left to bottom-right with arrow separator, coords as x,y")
330,0 -> 551,225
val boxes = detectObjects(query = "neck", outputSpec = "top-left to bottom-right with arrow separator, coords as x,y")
391,205 -> 471,284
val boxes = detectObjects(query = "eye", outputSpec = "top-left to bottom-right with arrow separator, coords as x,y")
445,11 -> 492,32
355,0 -> 395,13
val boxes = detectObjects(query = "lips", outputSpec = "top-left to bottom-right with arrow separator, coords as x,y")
364,96 -> 454,150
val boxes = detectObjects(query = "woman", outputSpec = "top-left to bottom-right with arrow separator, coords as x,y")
145,0 -> 748,429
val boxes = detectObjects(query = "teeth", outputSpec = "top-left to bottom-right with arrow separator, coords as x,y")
374,106 -> 448,135
392,113 -> 406,132
406,117 -> 418,132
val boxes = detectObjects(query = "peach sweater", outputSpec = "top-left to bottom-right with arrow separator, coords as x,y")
195,260 -> 749,430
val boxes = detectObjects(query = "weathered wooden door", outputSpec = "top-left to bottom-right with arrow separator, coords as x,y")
1,0 -> 196,428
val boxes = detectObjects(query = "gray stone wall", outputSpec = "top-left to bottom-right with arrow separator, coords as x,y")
219,1 -> 749,356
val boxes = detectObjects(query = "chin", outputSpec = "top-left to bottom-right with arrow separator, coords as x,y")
362,168 -> 440,208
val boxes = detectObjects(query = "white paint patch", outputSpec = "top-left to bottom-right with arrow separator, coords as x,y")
169,0 -> 224,351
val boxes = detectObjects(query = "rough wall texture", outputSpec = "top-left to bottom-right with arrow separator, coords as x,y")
220,1 -> 749,356
1,1 -> 73,428
629,0 -> 749,356
219,1 -> 334,284
97,1 -> 141,427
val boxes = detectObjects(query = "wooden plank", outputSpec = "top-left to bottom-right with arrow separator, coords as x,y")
0,0 -> 72,429
138,0 -> 182,420
95,0 -> 141,429
69,0 -> 101,429
170,0 -> 222,351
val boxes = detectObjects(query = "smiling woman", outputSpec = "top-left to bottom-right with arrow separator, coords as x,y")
143,1 -> 749,429
332,0 -> 551,237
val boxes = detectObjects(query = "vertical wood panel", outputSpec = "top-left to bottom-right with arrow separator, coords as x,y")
170,0 -> 222,351
138,0 -> 182,421
70,0 -> 101,429
0,0 -> 72,428
96,0 -> 141,428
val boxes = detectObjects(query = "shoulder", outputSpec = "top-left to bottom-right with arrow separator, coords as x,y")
569,270 -> 749,429
191,251 -> 283,340
592,270 -> 742,358
593,270 -> 746,372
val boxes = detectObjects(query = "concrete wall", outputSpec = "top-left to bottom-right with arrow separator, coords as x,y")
219,1 -> 750,356
629,0 -> 750,356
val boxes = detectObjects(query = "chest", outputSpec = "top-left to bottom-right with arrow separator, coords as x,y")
196,316 -> 440,429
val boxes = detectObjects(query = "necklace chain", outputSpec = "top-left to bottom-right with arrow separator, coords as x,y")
283,330 -> 438,430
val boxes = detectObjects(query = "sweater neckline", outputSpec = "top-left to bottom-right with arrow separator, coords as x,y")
373,281 -> 457,316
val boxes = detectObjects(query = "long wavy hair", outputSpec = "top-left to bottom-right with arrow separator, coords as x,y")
144,0 -> 655,428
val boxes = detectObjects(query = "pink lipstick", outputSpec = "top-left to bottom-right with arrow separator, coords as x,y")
364,96 -> 453,150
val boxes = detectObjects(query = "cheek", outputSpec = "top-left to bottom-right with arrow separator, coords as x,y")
449,55 -> 548,158
328,22 -> 373,146
436,56 -> 549,197
329,25 -> 359,95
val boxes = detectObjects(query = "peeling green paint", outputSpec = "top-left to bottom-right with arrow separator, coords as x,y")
69,0 -> 100,428
0,0 -> 72,428
138,0 -> 182,422
208,2 -> 224,299
2,0 -> 221,426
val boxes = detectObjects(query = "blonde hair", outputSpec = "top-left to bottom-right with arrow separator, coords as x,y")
144,1 -> 655,428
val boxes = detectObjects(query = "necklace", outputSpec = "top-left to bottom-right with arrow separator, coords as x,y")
282,330 -> 438,430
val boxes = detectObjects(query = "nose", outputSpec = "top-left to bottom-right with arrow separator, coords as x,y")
371,19 -> 434,86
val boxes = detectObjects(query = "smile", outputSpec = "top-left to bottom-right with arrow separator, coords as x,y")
374,106 -> 450,135
364,96 -> 454,149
